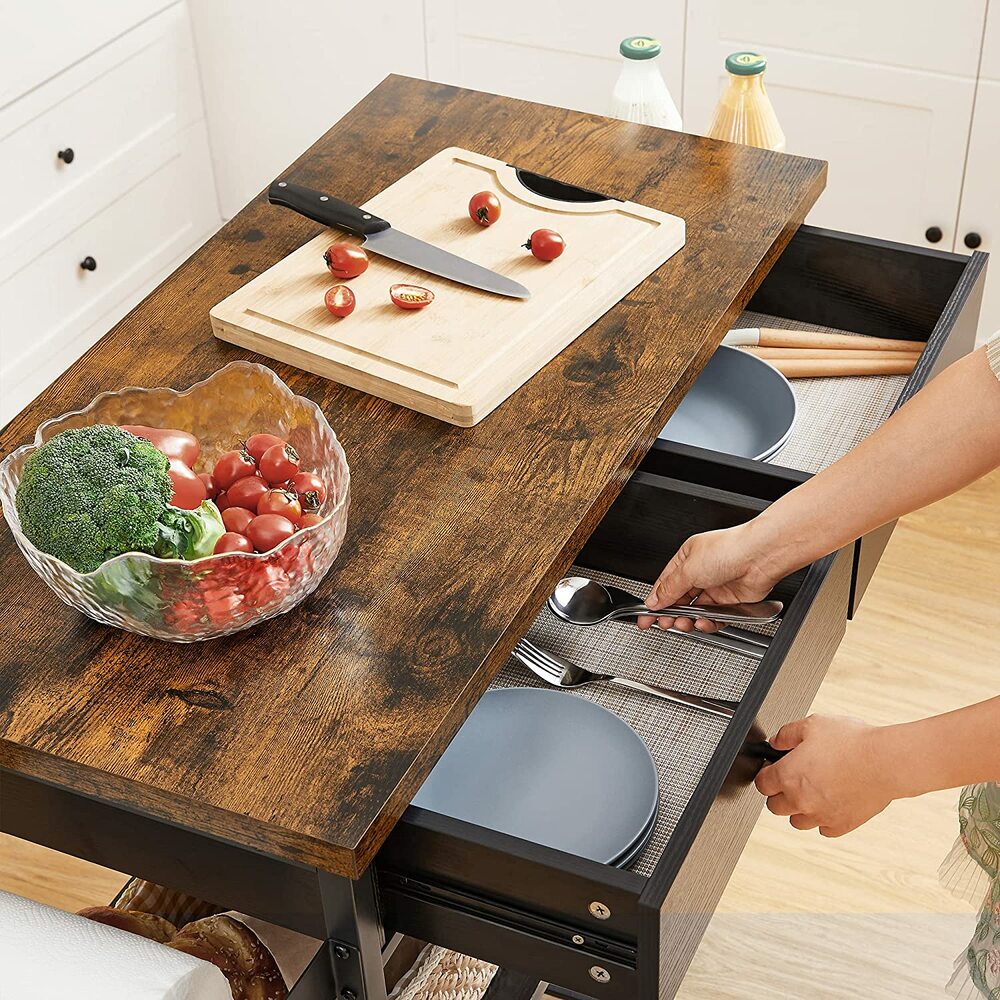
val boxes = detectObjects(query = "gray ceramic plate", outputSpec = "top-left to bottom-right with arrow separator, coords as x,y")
412,688 -> 658,865
658,346 -> 797,461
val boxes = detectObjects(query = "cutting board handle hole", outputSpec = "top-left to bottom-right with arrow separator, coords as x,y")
512,167 -> 617,204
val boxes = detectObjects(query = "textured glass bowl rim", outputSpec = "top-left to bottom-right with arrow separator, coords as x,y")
0,361 -> 350,580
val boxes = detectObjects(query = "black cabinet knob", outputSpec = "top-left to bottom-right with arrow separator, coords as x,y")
964,232 -> 982,249
80,256 -> 97,271
925,226 -> 943,244
57,147 -> 75,164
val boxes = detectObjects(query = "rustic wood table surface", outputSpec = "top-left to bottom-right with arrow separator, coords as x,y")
0,76 -> 825,898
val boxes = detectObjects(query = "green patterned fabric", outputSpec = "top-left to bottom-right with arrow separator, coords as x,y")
942,784 -> 1000,998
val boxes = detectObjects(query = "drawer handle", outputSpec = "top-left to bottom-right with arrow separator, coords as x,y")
80,256 -> 97,272
924,226 -> 943,244
964,232 -> 983,250
57,147 -> 75,164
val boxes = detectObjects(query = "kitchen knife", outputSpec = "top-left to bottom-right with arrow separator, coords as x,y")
724,327 -> 923,352
268,179 -> 530,299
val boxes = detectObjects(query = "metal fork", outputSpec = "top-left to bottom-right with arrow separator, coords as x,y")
512,638 -> 739,720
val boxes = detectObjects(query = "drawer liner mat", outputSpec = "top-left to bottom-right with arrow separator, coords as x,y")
740,310 -> 907,475
490,566 -> 777,878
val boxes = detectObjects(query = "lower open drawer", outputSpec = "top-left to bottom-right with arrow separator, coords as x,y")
376,465 -> 852,1000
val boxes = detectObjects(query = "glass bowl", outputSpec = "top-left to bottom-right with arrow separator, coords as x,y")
0,362 -> 350,642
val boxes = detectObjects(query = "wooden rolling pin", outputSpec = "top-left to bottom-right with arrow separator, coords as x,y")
725,327 -> 925,352
748,347 -> 919,361
764,357 -> 917,378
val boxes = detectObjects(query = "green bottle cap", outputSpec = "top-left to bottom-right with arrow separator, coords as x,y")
725,51 -> 767,75
620,36 -> 661,60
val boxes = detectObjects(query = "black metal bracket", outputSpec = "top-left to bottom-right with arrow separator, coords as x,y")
319,869 -> 389,1000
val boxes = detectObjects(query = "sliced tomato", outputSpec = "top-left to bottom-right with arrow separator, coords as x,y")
325,284 -> 356,318
389,284 -> 434,310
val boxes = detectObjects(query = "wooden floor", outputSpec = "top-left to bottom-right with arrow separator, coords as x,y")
3,467 -> 999,998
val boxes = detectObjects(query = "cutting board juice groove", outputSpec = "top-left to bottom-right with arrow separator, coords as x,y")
211,148 -> 685,425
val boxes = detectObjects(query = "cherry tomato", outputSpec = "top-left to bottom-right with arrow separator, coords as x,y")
198,472 -> 219,499
227,474 -> 269,511
167,458 -> 208,510
468,191 -> 501,227
247,514 -> 296,552
257,488 -> 302,522
325,284 -> 356,318
298,512 -> 324,530
259,442 -> 301,484
289,471 -> 327,510
222,506 -> 254,534
523,228 -> 565,261
214,532 -> 254,555
244,433 -> 285,463
323,242 -> 369,279
215,491 -> 231,512
214,448 -> 257,490
121,425 -> 200,466
389,283 -> 434,310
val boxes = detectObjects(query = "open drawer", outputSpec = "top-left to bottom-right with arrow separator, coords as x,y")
376,464 -> 853,1000
643,225 -> 987,618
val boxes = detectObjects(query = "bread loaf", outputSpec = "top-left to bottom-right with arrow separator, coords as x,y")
76,906 -> 176,943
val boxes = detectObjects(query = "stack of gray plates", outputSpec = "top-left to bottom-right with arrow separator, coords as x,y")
658,346 -> 797,461
412,688 -> 658,868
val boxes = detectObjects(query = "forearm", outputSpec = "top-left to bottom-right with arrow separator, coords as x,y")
876,697 -> 1000,798
750,345 -> 1000,578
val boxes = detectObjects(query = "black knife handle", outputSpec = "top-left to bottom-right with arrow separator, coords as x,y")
268,180 -> 390,237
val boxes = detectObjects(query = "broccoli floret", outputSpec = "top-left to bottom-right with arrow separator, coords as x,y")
15,424 -> 173,572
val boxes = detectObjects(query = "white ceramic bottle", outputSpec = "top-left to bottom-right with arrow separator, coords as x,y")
610,36 -> 683,131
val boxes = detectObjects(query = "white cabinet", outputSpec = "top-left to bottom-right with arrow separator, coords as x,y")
425,0 -> 685,122
187,0 -> 428,220
683,0 -> 983,249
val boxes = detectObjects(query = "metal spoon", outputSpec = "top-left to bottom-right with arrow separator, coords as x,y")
548,576 -> 782,627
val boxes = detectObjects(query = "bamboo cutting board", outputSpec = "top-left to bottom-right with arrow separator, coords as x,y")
211,147 -> 685,425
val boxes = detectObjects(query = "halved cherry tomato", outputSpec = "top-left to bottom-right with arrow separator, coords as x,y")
198,472 -> 219,500
227,474 -> 269,511
289,471 -> 327,510
523,228 -> 565,261
214,448 -> 257,490
257,488 -> 302,522
259,443 -> 301,484
215,531 -> 253,554
389,283 -> 434,310
244,433 -> 285,463
323,243 -> 369,279
222,506 -> 255,534
168,458 -> 208,510
247,514 -> 296,552
298,512 -> 324,530
468,191 -> 501,227
121,425 -> 200,466
325,284 -> 356,318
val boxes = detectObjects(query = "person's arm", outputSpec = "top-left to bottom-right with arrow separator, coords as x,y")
642,344 -> 1000,630
753,697 -> 1000,837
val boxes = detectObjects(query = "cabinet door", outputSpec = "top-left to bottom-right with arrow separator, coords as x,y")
955,4 -> 1000,343
684,0 -> 983,248
425,0 -> 685,119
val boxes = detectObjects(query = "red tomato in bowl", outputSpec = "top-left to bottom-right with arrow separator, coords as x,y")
214,449 -> 257,490
389,284 -> 434,310
289,471 -> 327,510
325,284 -> 356,318
222,506 -> 254,534
468,191 -> 501,227
259,443 -> 300,484
198,472 -> 219,499
244,433 -> 285,463
298,512 -> 324,529
247,514 -> 296,552
257,488 -> 302,521
323,242 -> 369,279
227,474 -> 269,511
168,458 -> 208,510
215,531 -> 253,554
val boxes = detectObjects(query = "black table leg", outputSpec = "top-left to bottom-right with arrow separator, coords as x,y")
319,868 -> 388,1000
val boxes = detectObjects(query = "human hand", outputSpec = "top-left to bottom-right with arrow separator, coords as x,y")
754,714 -> 898,837
639,520 -> 785,632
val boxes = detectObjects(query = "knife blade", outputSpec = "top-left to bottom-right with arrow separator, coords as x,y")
268,179 -> 530,299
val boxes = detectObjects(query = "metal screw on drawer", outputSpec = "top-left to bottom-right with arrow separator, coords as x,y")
572,934 -> 585,945
964,232 -> 983,249
589,966 -> 611,984
80,256 -> 97,272
340,990 -> 357,1000
588,901 -> 611,920
57,147 -> 75,164
332,944 -> 351,960
924,226 -> 943,244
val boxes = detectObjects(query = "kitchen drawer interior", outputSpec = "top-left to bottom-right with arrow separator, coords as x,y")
377,468 -> 850,999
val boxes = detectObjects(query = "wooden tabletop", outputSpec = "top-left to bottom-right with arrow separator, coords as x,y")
0,76 -> 825,879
